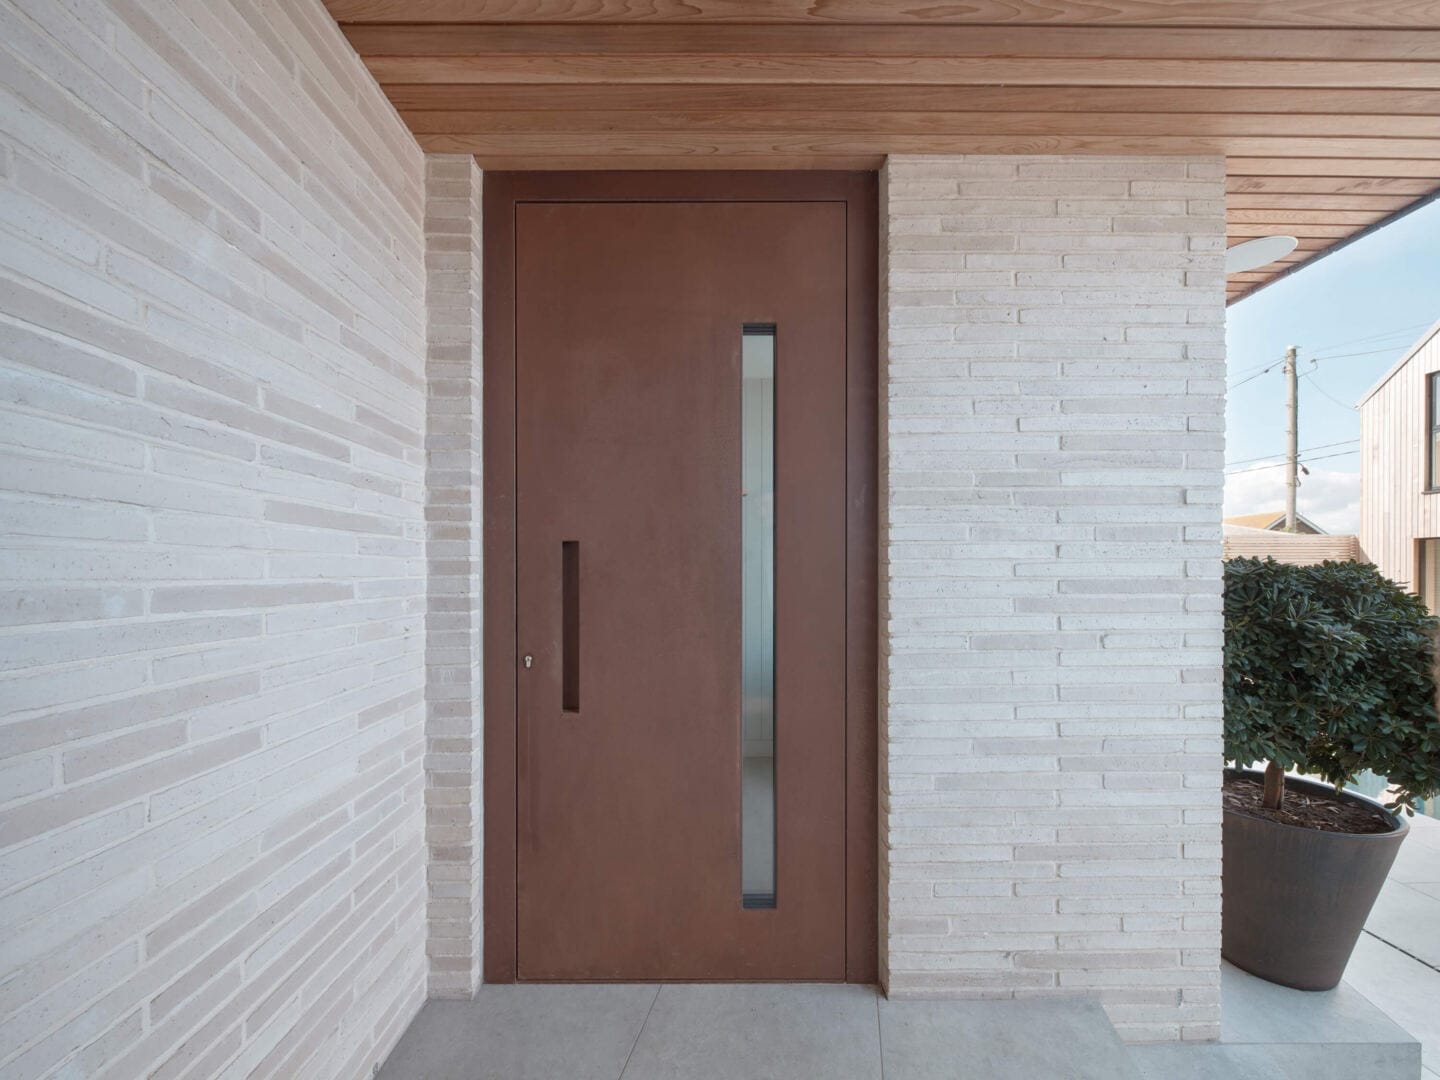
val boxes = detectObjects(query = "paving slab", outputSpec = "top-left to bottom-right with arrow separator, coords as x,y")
1131,1041 -> 1419,1080
1221,961 -> 1416,1046
1345,811 -> 1440,1078
880,996 -> 1140,1080
619,983 -> 881,1080
378,983 -> 658,1080
1366,878 -> 1440,970
1345,931 -> 1440,1078
374,818 -> 1439,1080
1132,963 -> 1420,1080
1388,814 -> 1440,887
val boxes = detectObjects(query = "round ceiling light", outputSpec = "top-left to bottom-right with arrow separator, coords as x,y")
1225,235 -> 1299,274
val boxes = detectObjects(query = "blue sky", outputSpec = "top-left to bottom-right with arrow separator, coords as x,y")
1224,198 -> 1440,532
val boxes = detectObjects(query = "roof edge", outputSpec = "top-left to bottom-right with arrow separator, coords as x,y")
1230,185 -> 1440,310
1357,316 -> 1440,408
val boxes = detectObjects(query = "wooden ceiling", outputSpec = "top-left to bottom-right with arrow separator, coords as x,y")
325,1 -> 1440,303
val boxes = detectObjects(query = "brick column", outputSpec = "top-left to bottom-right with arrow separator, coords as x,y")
878,155 -> 1226,1042
423,154 -> 484,998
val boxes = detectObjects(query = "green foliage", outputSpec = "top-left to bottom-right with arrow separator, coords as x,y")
1224,557 -> 1440,813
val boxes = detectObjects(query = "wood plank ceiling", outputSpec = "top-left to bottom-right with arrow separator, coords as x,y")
325,1 -> 1440,303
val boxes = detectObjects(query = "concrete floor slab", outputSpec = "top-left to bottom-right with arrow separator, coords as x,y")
378,984 -> 1151,1080
1366,879 -> 1440,970
1221,962 -> 1416,1046
619,983 -> 881,1080
377,984 -> 658,1080
1130,961 -> 1421,1080
376,816 -> 1440,1080
1345,931 -> 1440,1077
1388,815 -> 1440,887
1131,1041 -> 1420,1080
1130,1044 -> 1257,1080
375,963 -> 1427,1080
880,997 -> 1140,1080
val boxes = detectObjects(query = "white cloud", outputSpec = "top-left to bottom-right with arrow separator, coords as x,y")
1224,464 -> 1360,534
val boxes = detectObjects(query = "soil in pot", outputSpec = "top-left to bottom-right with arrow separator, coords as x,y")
1223,773 -> 1395,835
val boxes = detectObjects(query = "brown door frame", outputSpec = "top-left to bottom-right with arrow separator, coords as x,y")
483,171 -> 877,984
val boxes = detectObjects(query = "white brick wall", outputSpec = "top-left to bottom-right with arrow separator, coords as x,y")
422,154 -> 483,999
878,155 -> 1227,1042
0,1 -> 430,1077
0,4 -> 1233,1059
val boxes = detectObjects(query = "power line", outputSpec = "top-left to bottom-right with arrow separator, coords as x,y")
1301,369 -> 1357,411
1226,449 -> 1359,480
1227,354 -> 1286,384
1229,344 -> 1405,390
1228,322 -> 1429,390
1228,360 -> 1285,390
1308,346 -> 1411,364
1225,438 -> 1358,469
1303,321 -> 1432,354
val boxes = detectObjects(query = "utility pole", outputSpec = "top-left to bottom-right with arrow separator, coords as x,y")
1284,344 -> 1299,532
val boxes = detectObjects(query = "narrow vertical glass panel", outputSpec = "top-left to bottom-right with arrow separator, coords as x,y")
741,326 -> 776,909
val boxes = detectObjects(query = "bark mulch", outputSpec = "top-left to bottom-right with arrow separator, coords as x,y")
1224,775 -> 1396,835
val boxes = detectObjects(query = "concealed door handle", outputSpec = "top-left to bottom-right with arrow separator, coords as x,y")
562,540 -> 579,712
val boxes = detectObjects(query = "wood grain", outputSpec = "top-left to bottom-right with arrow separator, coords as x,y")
1225,193 -> 1418,210
1226,223 -> 1365,237
325,0 -> 1440,29
412,132 -> 1440,159
1226,157 -> 1440,176
384,84 -> 1440,114
1227,176 -> 1440,194
399,110 -> 1440,139
329,1 -> 1440,301
363,55 -> 1440,89
1227,208 -> 1393,224
344,25 -> 1440,61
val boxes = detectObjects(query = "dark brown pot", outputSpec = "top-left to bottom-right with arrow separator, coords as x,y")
1222,768 -> 1408,990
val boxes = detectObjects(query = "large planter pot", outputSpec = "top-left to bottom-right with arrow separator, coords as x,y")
1222,768 -> 1408,991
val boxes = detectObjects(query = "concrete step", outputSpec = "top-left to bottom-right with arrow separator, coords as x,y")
880,996 -> 1142,1080
1128,963 -> 1422,1080
378,983 -> 1144,1080
377,967 -> 1420,1080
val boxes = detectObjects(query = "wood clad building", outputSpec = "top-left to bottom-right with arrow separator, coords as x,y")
1359,319 -> 1440,608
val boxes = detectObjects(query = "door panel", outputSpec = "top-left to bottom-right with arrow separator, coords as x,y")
515,200 -> 847,980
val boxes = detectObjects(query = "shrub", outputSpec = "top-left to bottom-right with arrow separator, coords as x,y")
1223,557 -> 1440,813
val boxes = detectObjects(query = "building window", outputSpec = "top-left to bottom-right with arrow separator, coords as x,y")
1430,373 -> 1440,489
1421,540 -> 1440,615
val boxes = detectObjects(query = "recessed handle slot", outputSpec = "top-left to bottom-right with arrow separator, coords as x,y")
562,540 -> 579,713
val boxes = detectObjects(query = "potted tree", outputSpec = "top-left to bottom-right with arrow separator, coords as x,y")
1223,557 -> 1440,990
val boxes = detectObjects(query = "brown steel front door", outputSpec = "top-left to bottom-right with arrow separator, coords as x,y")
514,199 -> 848,980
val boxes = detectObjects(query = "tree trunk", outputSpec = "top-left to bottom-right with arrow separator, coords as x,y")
1262,760 -> 1286,811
